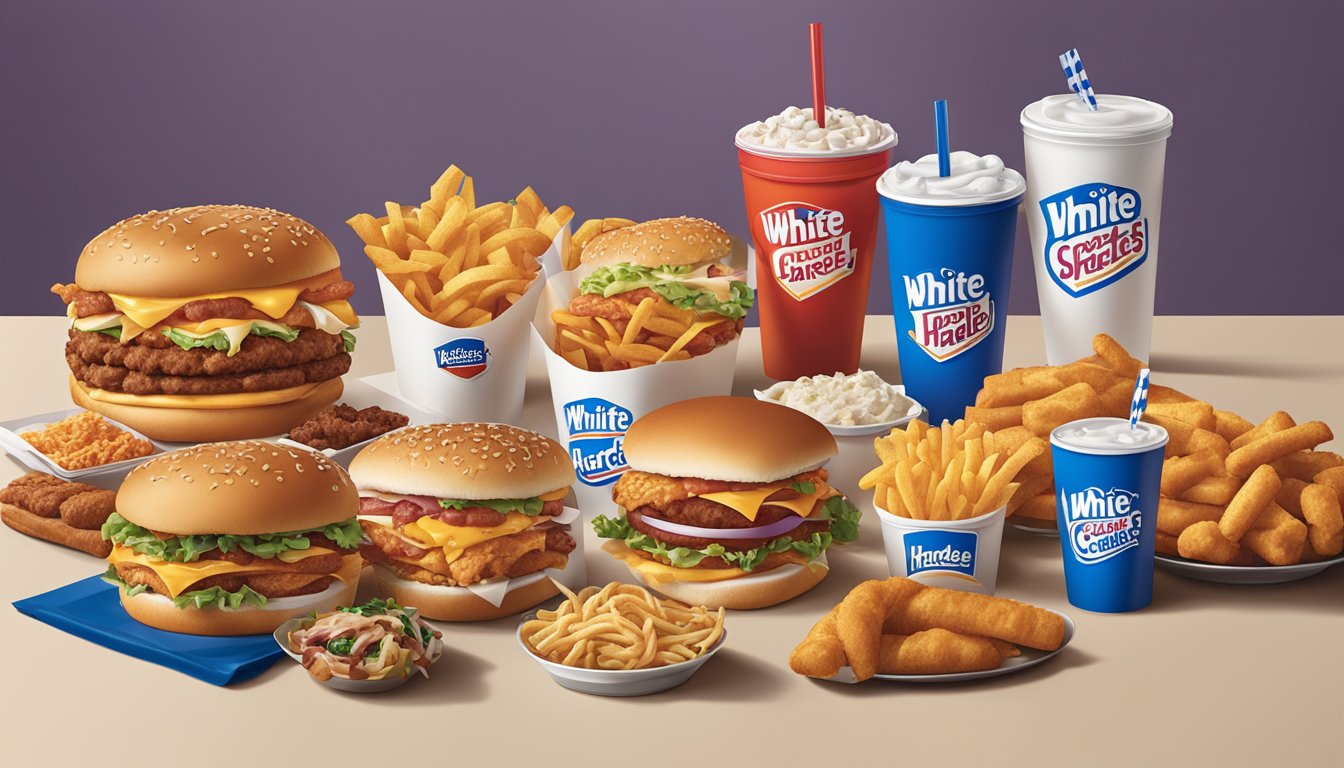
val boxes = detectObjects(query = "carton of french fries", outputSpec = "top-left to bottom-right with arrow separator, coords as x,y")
531,242 -> 746,517
860,419 -> 1047,594
349,165 -> 572,422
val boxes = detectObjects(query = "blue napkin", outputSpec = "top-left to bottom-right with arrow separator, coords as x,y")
13,575 -> 285,686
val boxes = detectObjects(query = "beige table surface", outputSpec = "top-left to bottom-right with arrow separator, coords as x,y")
1,315 -> 1340,766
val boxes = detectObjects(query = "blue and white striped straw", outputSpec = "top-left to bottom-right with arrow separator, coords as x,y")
1129,368 -> 1151,428
1059,48 -> 1099,111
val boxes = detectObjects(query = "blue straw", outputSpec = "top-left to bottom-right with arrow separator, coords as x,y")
1128,368 -> 1151,429
934,100 -> 950,177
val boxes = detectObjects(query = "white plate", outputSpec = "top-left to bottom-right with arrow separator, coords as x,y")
517,611 -> 726,696
752,383 -> 924,437
0,408 -> 185,488
273,616 -> 434,693
1154,553 -> 1344,585
274,377 -> 445,467
821,612 -> 1075,684
1011,520 -> 1060,537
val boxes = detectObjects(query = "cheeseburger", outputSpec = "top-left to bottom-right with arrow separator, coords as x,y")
52,205 -> 358,442
350,423 -> 577,621
570,217 -> 752,358
101,441 -> 363,636
594,397 -> 861,609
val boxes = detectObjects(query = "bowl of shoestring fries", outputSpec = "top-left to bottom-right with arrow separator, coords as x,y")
859,419 -> 1047,594
517,581 -> 727,696
348,164 -> 573,421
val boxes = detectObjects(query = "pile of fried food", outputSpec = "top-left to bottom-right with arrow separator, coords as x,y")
0,471 -> 117,556
19,411 -> 155,470
966,333 -> 1342,565
287,403 -> 409,451
520,580 -> 725,670
790,577 -> 1065,681
859,418 -> 1047,520
348,164 -> 573,327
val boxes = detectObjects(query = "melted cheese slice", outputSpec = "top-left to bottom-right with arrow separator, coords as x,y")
107,545 -> 359,598
401,513 -> 540,565
539,487 -> 570,502
107,287 -> 304,329
695,483 -> 835,522
78,378 -> 320,410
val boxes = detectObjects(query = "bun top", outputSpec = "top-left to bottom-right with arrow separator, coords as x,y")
75,205 -> 340,296
579,217 -> 731,269
623,397 -> 837,482
349,423 -> 575,500
117,440 -> 358,535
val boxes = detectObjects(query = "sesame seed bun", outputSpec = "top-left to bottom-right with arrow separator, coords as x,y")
116,439 -> 359,535
623,397 -> 837,482
74,205 -> 340,296
579,216 -> 732,269
69,376 -> 343,443
348,423 -> 575,500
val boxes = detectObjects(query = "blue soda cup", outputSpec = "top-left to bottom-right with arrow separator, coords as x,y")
876,152 -> 1025,423
1050,417 -> 1169,613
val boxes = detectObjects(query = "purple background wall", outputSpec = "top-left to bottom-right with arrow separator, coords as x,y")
2,0 -> 1339,318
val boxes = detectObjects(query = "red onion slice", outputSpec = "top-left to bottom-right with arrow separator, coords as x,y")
637,512 -> 809,540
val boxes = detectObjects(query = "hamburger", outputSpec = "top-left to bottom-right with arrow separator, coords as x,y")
350,423 -> 577,621
101,441 -> 363,636
52,205 -> 359,442
569,217 -> 753,362
593,396 -> 861,609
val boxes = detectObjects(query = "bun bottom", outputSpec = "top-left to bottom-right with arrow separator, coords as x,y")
619,556 -> 829,610
70,376 -> 342,442
372,566 -> 560,622
120,578 -> 357,636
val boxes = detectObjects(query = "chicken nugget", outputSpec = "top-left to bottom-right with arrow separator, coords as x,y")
1300,484 -> 1343,557
58,489 -> 117,531
1226,422 -> 1334,478
1315,466 -> 1344,497
1271,451 -> 1344,483
1177,521 -> 1242,565
889,586 -> 1065,651
877,630 -> 1004,675
1241,503 -> 1308,565
836,580 -> 895,682
1219,465 -> 1280,542
1180,476 -> 1241,506
1157,499 -> 1224,537
1161,449 -> 1225,498
788,607 -> 846,679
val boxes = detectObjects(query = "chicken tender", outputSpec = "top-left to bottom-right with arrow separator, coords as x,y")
877,630 -> 1004,675
58,489 -> 117,530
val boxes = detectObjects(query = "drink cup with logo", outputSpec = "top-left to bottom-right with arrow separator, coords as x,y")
1051,417 -> 1168,613
376,226 -> 561,422
875,502 -> 1005,595
736,106 -> 897,380
877,151 -> 1025,423
1021,95 -> 1173,364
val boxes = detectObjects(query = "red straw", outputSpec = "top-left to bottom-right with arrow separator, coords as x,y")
809,22 -> 826,128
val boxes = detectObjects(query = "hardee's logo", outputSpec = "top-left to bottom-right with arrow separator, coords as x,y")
1040,182 -> 1147,298
903,268 -> 993,361
563,397 -> 631,487
903,529 -> 978,578
759,202 -> 854,300
433,338 -> 489,380
1061,486 -> 1143,564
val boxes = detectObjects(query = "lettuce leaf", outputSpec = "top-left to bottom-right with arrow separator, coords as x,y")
94,326 -> 122,340
162,322 -> 302,352
438,497 -> 544,516
340,330 -> 357,353
819,495 -> 862,543
101,513 -> 362,562
578,263 -> 754,320
102,565 -> 266,609
592,514 -> 835,573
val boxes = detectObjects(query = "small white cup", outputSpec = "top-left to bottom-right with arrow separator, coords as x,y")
876,504 -> 1006,594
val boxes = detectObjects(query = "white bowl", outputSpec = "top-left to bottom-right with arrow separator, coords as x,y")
273,617 -> 432,693
517,611 -> 726,696
753,382 -> 923,437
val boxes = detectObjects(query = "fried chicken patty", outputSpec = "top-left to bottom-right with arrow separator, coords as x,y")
52,280 -> 355,319
66,327 -> 346,376
115,564 -> 338,598
69,349 -> 351,395
361,522 -> 576,587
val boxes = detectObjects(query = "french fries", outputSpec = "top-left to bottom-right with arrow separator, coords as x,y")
859,419 -> 1046,521
348,164 -> 573,327
520,581 -> 725,670
567,217 -> 637,271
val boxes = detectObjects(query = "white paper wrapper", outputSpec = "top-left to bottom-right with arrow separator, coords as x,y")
461,506 -> 586,607
377,226 -> 567,424
531,261 -> 743,519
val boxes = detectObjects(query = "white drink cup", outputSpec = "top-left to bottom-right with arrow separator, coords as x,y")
1020,95 -> 1173,364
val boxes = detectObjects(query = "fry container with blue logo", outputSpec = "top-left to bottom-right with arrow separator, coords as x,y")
376,227 -> 566,423
876,502 -> 1005,594
1051,416 -> 1168,613
532,255 -> 743,518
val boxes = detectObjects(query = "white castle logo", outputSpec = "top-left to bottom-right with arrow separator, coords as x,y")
902,268 -> 993,361
1061,486 -> 1143,564
759,203 -> 855,301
